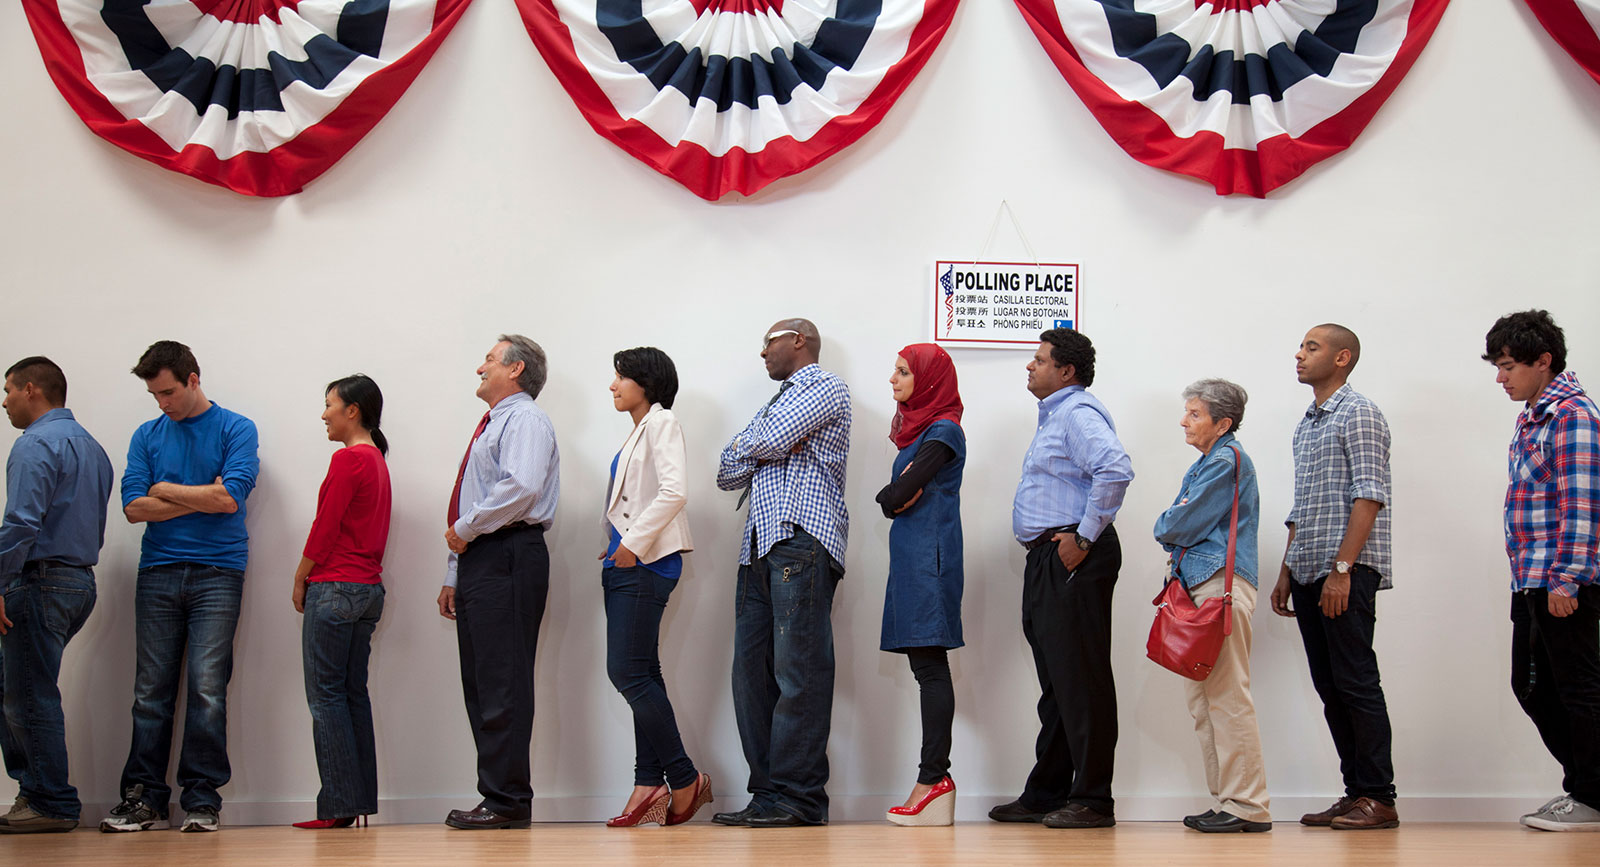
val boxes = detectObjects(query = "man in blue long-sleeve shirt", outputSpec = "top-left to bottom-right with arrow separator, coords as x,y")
0,357 -> 112,834
101,341 -> 258,834
991,329 -> 1133,830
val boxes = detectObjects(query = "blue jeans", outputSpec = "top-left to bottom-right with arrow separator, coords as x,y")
302,581 -> 385,819
119,563 -> 244,814
602,565 -> 697,790
731,528 -> 841,823
0,563 -> 96,821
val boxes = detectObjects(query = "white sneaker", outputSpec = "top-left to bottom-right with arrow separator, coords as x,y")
1522,796 -> 1600,831
181,806 -> 222,832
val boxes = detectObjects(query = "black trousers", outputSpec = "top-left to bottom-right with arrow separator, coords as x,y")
1512,585 -> 1600,809
456,523 -> 549,819
905,648 -> 953,786
1289,567 -> 1396,803
1019,524 -> 1120,815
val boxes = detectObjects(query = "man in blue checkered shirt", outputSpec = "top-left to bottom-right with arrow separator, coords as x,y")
1483,309 -> 1600,832
712,318 -> 851,827
1269,323 -> 1398,831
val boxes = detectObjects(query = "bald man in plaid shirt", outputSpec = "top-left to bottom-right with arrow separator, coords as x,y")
1484,310 -> 1600,832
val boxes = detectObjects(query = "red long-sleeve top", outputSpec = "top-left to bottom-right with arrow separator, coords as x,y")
303,444 -> 391,584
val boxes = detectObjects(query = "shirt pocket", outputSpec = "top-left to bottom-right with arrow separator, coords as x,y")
1513,441 -> 1554,485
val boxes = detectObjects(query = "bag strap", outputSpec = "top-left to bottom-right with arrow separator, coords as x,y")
1222,443 -> 1241,636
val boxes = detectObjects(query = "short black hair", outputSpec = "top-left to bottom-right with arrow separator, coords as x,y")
1313,323 -> 1362,371
614,346 -> 679,409
5,356 -> 67,405
1483,309 -> 1566,375
132,340 -> 200,383
1040,328 -> 1096,387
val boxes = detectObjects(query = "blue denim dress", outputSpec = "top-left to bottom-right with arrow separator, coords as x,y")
881,420 -> 966,651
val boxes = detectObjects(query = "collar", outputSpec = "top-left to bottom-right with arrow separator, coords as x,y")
784,363 -> 823,386
24,407 -> 73,432
1526,371 -> 1586,422
1037,384 -> 1083,414
1307,383 -> 1353,418
489,390 -> 533,418
1203,431 -> 1238,458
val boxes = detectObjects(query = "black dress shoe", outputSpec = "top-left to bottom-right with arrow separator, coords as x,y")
988,799 -> 1052,823
1183,809 -> 1217,829
746,809 -> 825,828
1042,803 -> 1116,829
444,807 -> 530,830
712,804 -> 762,826
1191,811 -> 1271,833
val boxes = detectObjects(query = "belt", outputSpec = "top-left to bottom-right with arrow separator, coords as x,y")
22,558 -> 78,572
1024,525 -> 1077,551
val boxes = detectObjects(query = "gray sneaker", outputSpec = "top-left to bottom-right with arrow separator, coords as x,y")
0,802 -> 78,834
100,785 -> 169,832
1520,795 -> 1568,825
181,806 -> 222,832
0,795 -> 26,825
1522,796 -> 1600,832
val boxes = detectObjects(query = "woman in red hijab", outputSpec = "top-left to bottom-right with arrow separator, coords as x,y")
877,343 -> 966,826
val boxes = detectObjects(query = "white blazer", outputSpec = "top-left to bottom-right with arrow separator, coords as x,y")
604,404 -> 693,564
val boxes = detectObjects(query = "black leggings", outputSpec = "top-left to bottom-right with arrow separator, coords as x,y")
906,647 -> 954,785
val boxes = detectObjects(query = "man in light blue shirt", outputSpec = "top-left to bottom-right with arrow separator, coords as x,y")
437,335 -> 559,830
0,357 -> 112,833
991,329 -> 1132,830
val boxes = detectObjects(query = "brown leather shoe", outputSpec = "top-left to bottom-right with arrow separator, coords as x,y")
1300,796 -> 1359,826
1329,797 -> 1399,830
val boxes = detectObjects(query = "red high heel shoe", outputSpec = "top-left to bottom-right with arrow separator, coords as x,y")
665,773 -> 714,826
607,786 -> 671,827
292,815 -> 367,829
887,777 -> 955,826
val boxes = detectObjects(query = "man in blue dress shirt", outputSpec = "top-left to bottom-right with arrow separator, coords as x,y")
102,341 -> 259,834
0,357 -> 113,834
438,335 -> 560,830
991,329 -> 1133,829
713,318 -> 852,827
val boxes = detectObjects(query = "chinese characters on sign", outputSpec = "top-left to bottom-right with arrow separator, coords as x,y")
933,261 -> 1080,349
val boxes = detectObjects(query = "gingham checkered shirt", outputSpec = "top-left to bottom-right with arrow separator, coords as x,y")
1504,371 -> 1599,597
1285,384 -> 1393,587
717,364 -> 852,567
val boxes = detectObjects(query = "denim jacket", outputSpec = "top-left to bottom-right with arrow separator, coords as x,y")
1152,433 -> 1260,589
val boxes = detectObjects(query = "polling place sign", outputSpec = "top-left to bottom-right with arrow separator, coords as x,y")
932,261 -> 1079,349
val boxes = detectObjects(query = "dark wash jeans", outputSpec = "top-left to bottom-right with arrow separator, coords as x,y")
120,562 -> 244,814
1289,566 -> 1396,803
1512,584 -> 1600,809
302,581 -> 385,819
0,563 -> 96,820
602,565 -> 697,790
732,527 -> 841,823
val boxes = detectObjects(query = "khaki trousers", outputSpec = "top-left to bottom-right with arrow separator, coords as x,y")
1183,571 -> 1270,822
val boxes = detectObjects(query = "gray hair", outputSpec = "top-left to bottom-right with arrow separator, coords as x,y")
498,334 -> 548,399
1182,378 -> 1247,432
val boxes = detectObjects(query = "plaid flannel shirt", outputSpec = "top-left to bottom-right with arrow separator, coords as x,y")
1504,371 -> 1600,597
1285,384 -> 1393,587
717,363 -> 852,567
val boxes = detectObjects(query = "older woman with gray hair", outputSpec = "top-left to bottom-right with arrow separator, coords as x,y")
1152,379 -> 1271,833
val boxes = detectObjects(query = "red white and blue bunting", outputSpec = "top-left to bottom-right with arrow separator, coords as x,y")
1524,0 -> 1600,86
22,0 -> 473,196
1013,0 -> 1451,196
516,0 -> 959,200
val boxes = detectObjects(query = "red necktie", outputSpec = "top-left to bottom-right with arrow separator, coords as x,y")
447,412 -> 491,527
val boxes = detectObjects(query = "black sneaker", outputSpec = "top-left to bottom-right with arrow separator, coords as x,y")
100,785 -> 170,832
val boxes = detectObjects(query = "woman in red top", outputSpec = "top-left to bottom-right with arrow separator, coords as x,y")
291,375 -> 392,829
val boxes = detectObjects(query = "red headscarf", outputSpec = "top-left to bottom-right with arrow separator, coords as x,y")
890,343 -> 964,449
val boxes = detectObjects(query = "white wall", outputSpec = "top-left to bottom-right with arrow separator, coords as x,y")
1,1 -> 1597,823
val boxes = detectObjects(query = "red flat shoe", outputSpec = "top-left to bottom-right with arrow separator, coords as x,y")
292,816 -> 366,829
607,787 -> 670,827
888,776 -> 956,826
665,773 -> 714,826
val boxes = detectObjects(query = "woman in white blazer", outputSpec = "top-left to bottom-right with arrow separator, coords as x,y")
600,347 -> 711,827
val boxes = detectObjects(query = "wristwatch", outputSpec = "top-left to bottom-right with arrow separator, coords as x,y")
1334,560 -> 1352,576
1073,532 -> 1093,551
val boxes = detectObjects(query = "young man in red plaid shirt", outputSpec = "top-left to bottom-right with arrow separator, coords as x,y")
1484,309 -> 1600,832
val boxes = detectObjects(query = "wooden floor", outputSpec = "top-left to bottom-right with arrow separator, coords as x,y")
2,821 -> 1594,866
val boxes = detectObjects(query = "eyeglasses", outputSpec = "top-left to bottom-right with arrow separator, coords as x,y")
762,330 -> 799,349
